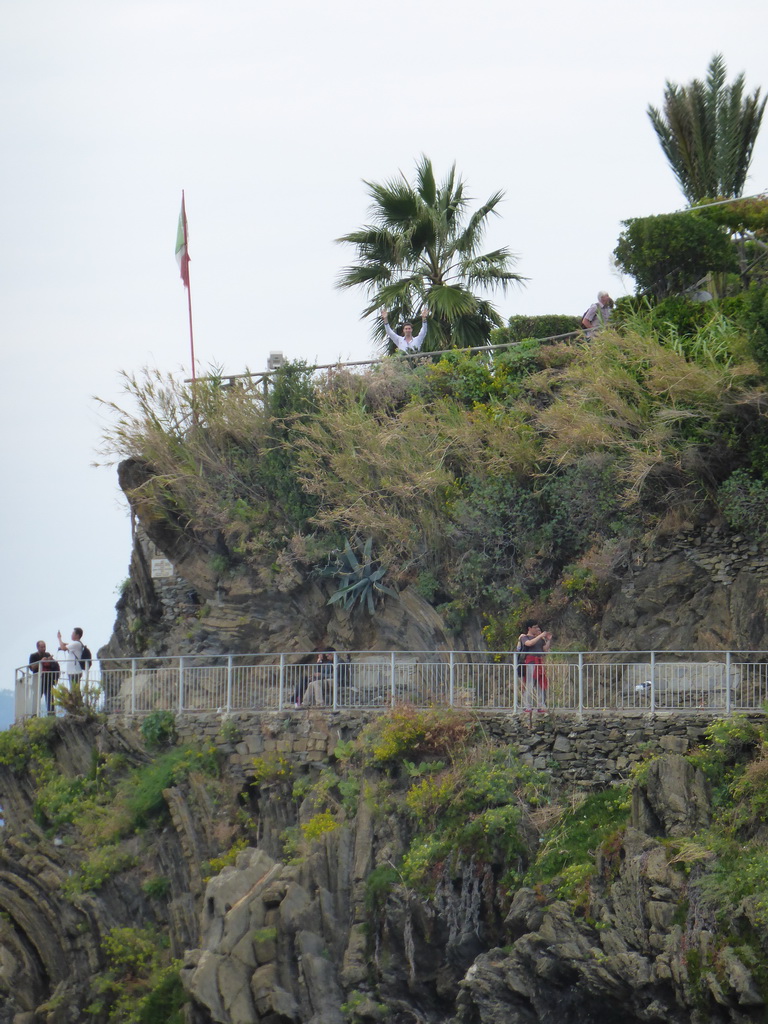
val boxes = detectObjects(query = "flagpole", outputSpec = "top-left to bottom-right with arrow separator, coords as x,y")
182,191 -> 196,382
176,190 -> 197,381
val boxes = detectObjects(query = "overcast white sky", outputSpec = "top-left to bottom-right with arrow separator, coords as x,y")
2,0 -> 767,692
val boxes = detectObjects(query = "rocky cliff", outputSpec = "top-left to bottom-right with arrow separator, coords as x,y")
1,709 -> 766,1024
103,504 -> 768,667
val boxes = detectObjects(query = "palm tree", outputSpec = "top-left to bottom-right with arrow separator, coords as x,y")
647,54 -> 766,204
336,156 -> 525,351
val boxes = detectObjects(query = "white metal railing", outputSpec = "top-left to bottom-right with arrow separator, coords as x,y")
12,650 -> 768,721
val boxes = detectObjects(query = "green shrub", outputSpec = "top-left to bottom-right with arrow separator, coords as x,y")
337,777 -> 360,816
721,283 -> 768,368
401,748 -> 547,890
614,211 -> 737,299
113,746 -> 219,837
136,966 -> 186,1024
539,455 -> 629,564
301,811 -> 341,842
218,717 -> 241,744
416,344 -> 541,407
203,837 -> 249,879
494,316 -> 580,344
687,716 -> 762,807
251,755 -> 293,786
364,865 -> 399,913
717,469 -> 768,539
650,295 -> 712,337
142,876 -> 171,900
35,774 -> 95,830
91,927 -> 185,1024
359,706 -> 475,767
257,361 -> 319,528
64,845 -> 137,895
103,926 -> 161,974
442,474 -> 541,613
140,710 -> 178,750
527,786 -> 630,886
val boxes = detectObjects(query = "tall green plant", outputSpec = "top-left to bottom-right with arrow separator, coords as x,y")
337,155 -> 525,350
648,54 -> 766,203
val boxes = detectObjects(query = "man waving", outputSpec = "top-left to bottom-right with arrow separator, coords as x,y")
381,305 -> 429,353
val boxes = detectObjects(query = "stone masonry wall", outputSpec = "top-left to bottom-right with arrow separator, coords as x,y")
114,710 -> 743,789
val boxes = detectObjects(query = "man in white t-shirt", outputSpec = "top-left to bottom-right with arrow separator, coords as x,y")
57,627 -> 85,690
381,306 -> 429,353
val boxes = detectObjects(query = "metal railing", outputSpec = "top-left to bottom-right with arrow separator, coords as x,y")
185,330 -> 584,388
13,650 -> 768,721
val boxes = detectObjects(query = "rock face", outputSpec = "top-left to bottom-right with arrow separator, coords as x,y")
101,520 -> 485,664
0,713 -> 766,1023
452,755 -> 762,1024
104,462 -> 768,665
600,524 -> 768,652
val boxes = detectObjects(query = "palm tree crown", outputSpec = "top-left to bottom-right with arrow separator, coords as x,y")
648,54 -> 766,204
337,156 -> 525,351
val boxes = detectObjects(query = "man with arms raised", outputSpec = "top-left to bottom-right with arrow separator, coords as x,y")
381,305 -> 429,353
58,627 -> 86,694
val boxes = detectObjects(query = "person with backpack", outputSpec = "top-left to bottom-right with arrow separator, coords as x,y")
57,627 -> 91,694
581,291 -> 614,339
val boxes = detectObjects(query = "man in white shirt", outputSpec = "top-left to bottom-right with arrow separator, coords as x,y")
58,627 -> 85,690
381,306 -> 429,353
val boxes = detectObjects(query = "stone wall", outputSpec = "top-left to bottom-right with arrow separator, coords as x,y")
115,709 -> 739,789
601,520 -> 768,651
656,521 -> 768,588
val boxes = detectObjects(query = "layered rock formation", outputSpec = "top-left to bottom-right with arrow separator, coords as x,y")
454,756 -> 725,1024
2,712 -> 763,1023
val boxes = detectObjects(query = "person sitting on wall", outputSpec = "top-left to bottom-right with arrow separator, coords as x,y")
302,648 -> 336,707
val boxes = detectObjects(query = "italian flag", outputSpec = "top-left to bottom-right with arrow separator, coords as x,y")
175,192 -> 190,288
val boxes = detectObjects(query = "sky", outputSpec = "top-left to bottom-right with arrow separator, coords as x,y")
2,0 -> 768,695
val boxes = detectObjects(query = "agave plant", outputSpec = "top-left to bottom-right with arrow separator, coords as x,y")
319,536 -> 398,615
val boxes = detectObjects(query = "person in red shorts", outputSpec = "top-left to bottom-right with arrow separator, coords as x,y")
518,620 -> 552,711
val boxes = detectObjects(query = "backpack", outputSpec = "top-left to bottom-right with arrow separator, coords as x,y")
77,645 -> 93,671
582,304 -> 599,326
515,637 -> 527,677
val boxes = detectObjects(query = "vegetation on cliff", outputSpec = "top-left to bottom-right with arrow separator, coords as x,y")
5,707 -> 768,1020
0,714 -> 228,1022
101,300 -> 768,647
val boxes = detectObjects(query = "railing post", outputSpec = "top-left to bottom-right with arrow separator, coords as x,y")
178,656 -> 185,714
512,653 -> 518,713
578,652 -> 584,716
725,651 -> 732,715
332,653 -> 339,710
279,654 -> 285,711
131,659 -> 137,715
449,652 -> 455,707
649,652 -> 656,713
390,652 -> 396,706
226,655 -> 233,714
